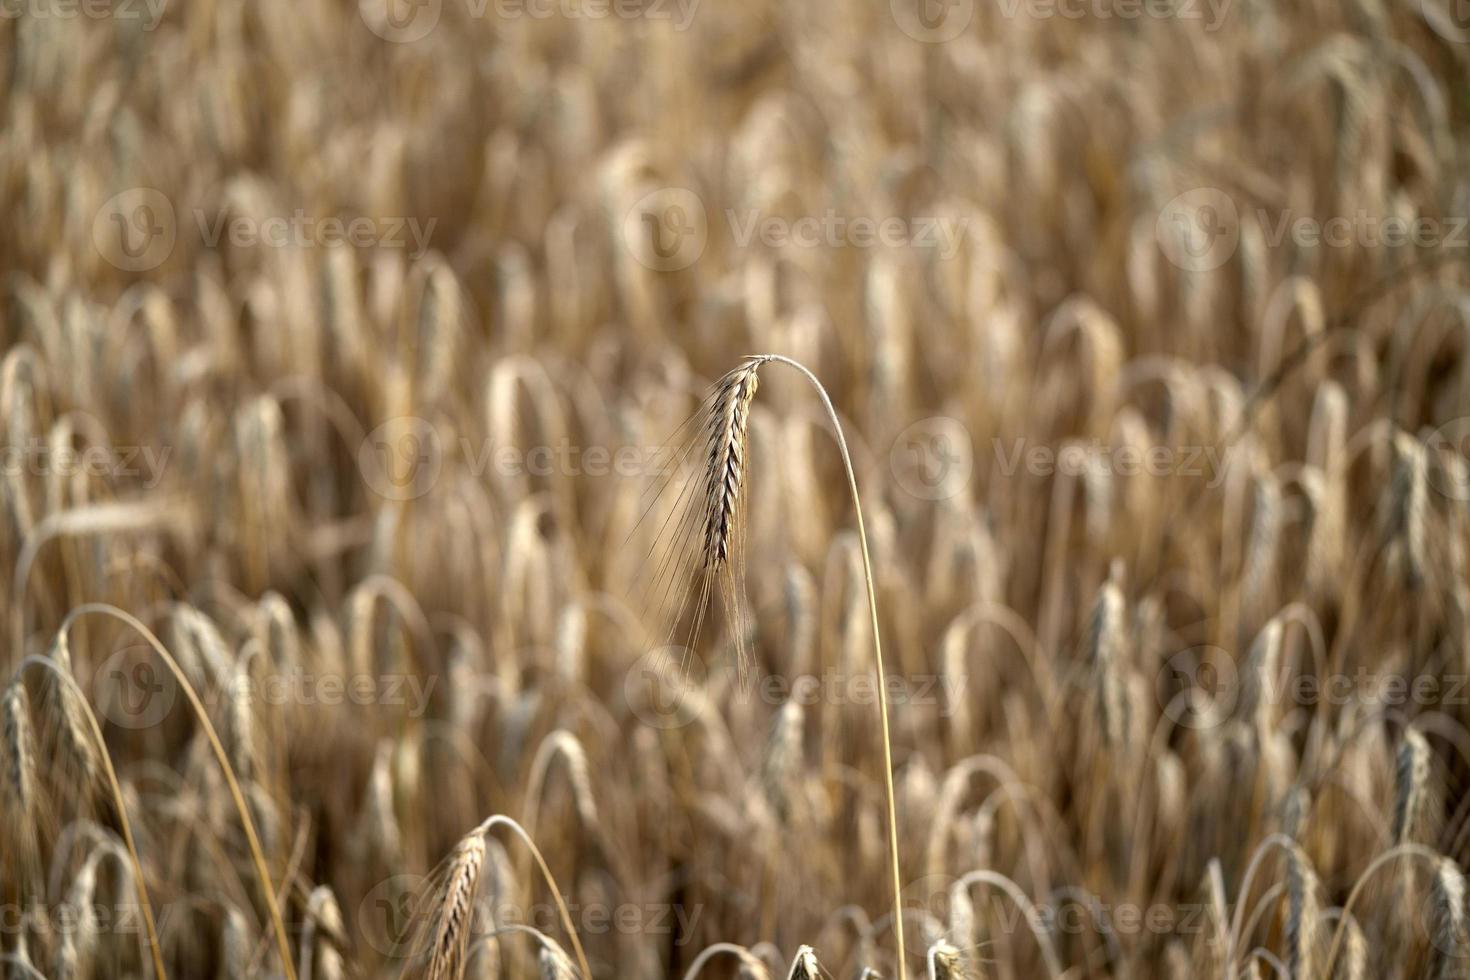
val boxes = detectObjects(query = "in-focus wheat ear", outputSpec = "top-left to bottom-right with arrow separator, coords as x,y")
426,831 -> 488,980
682,355 -> 910,978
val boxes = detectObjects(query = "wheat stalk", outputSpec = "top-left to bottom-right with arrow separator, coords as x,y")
691,354 -> 909,979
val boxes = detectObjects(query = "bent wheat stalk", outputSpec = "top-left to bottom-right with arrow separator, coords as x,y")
699,354 -> 909,980
58,605 -> 297,980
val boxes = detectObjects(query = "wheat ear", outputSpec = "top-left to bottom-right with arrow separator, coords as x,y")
427,831 -> 488,980
702,355 -> 909,978
785,945 -> 822,980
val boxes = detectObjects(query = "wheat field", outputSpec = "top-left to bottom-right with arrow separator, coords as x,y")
3,0 -> 1470,977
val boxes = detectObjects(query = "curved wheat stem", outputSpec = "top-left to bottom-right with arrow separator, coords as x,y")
57,604 -> 297,980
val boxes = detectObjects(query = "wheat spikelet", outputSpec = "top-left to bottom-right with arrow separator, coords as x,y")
55,849 -> 102,980
761,700 -> 805,823
1394,728 -> 1433,845
427,830 -> 488,980
1387,431 -> 1429,586
1287,845 -> 1323,980
527,729 -> 599,830
1243,617 -> 1283,734
2,680 -> 37,818
1432,858 -> 1468,977
301,885 -> 346,980
949,877 -> 977,953
702,359 -> 763,571
225,660 -> 255,783
927,940 -> 971,980
219,907 -> 251,980
537,940 -> 578,980
44,638 -> 99,791
732,948 -> 773,980
1333,915 -> 1366,980
785,945 -> 822,980
1086,561 -> 1130,747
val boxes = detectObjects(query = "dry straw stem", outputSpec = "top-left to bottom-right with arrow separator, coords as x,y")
56,604 -> 296,980
703,354 -> 909,980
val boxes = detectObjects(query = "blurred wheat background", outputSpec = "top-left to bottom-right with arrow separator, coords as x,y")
4,0 -> 1470,977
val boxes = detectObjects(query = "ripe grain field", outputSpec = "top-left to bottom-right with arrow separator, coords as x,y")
3,1 -> 1470,978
